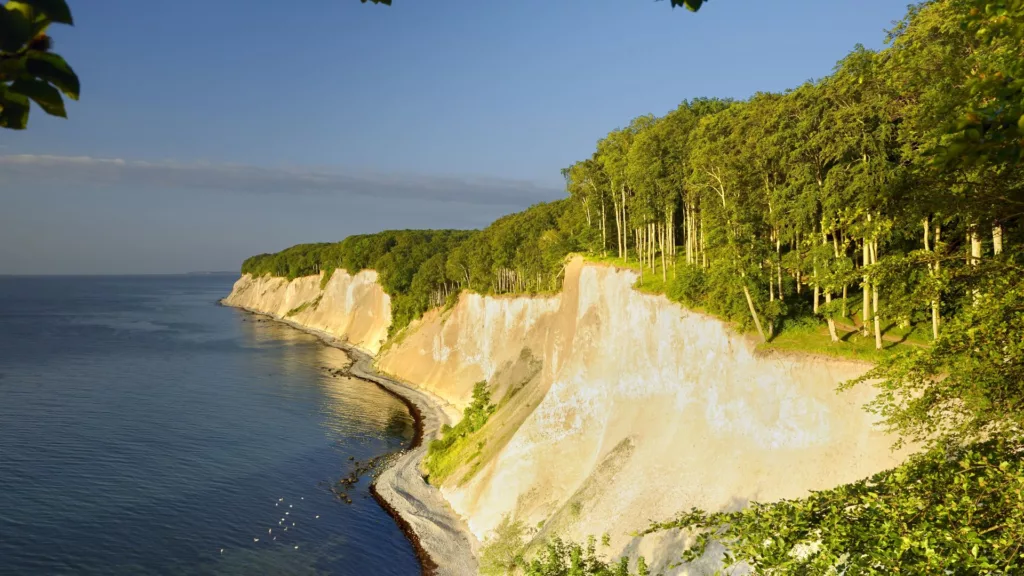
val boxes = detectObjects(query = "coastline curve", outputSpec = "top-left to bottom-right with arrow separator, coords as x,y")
220,300 -> 479,576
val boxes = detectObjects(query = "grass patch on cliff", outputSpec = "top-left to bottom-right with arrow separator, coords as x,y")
319,268 -> 335,290
285,295 -> 321,318
424,381 -> 495,484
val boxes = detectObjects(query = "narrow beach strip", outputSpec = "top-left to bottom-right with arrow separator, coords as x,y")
221,301 -> 479,576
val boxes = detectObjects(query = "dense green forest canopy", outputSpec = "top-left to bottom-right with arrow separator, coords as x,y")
241,199 -> 582,332
246,1 -> 1024,571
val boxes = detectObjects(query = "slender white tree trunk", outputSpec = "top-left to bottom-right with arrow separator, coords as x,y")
826,292 -> 839,342
932,223 -> 941,340
870,238 -> 882,350
743,281 -> 767,342
862,238 -> 870,337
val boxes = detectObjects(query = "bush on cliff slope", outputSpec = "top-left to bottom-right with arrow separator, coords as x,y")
425,381 -> 495,483
480,516 -> 650,576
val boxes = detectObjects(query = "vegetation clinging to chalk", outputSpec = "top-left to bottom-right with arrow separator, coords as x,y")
424,381 -> 495,484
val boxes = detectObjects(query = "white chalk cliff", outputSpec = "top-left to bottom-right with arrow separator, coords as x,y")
226,256 -> 907,574
224,268 -> 391,354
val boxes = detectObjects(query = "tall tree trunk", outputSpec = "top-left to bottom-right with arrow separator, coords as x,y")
650,222 -> 655,271
813,269 -> 820,314
613,199 -> 622,260
993,222 -> 1003,256
621,186 -> 628,263
637,229 -> 643,283
795,231 -> 802,295
690,206 -> 696,266
826,292 -> 839,342
778,263 -> 784,302
862,238 -> 870,337
700,216 -> 707,268
742,275 -> 767,343
636,228 -> 642,274
932,223 -> 941,340
684,205 -> 690,265
871,238 -> 882,350
600,198 -> 607,256
776,235 -> 783,301
660,223 -> 667,282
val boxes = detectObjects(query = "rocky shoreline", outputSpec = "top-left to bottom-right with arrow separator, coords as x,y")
221,300 -> 479,576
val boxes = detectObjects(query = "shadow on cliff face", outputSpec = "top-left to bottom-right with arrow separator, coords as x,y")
525,437 -> 637,554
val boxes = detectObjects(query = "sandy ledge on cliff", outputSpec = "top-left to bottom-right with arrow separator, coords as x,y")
220,299 -> 478,576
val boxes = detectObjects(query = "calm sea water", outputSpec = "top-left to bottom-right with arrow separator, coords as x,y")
0,274 -> 420,575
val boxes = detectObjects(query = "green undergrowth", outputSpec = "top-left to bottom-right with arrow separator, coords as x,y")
644,438 -> 1024,574
424,381 -> 495,485
480,515 -> 651,576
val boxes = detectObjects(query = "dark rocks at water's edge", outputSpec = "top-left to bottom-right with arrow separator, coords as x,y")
320,454 -> 393,505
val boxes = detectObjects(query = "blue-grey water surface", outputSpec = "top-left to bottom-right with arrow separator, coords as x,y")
0,274 -> 420,575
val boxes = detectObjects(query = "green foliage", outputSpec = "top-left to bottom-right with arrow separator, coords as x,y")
569,501 -> 583,519
479,515 -> 528,576
241,231 -> 474,332
0,0 -> 78,129
843,257 -> 1024,448
646,438 -> 1024,574
521,536 -> 646,576
933,0 -> 1024,166
478,521 -> 651,576
241,199 -> 589,333
424,381 -> 495,483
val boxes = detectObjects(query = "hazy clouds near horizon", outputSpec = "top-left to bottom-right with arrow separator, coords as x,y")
0,155 -> 562,275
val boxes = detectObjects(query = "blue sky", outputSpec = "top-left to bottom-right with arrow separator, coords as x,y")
1,0 -> 909,274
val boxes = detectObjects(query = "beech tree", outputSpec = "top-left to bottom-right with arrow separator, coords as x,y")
0,0 -> 79,129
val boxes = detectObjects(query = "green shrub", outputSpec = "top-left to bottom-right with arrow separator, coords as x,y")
645,439 -> 1024,574
479,515 -> 528,576
424,381 -> 496,483
522,536 -> 647,576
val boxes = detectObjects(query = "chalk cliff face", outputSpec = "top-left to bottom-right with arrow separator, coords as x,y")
226,257 -> 906,573
223,269 -> 391,355
376,257 -> 906,573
